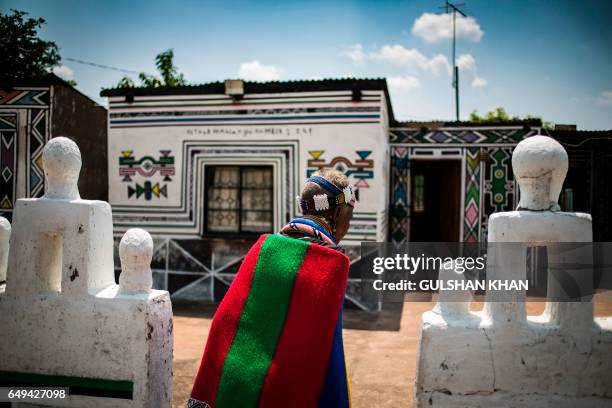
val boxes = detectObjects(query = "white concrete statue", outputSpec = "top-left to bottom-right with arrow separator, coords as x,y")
512,135 -> 568,211
486,135 -> 592,330
415,135 -> 612,407
119,228 -> 154,294
42,136 -> 82,200
0,136 -> 173,408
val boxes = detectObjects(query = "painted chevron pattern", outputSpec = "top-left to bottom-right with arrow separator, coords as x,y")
0,89 -> 49,106
463,147 -> 481,243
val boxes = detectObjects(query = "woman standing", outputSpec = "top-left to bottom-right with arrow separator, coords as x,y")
189,169 -> 354,408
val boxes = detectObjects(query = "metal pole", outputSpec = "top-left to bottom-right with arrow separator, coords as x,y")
440,2 -> 467,121
453,9 -> 459,121
455,66 -> 459,121
452,7 -> 456,72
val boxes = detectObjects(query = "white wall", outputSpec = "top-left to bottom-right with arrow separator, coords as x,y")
107,90 -> 390,244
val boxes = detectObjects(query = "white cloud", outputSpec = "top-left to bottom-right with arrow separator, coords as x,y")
370,44 -> 426,67
471,76 -> 487,89
411,12 -> 484,43
343,45 -> 485,87
388,76 -> 421,90
596,90 -> 612,106
456,54 -> 486,88
428,54 -> 452,76
238,60 -> 282,81
369,44 -> 451,75
457,54 -> 476,71
569,95 -> 593,104
345,44 -> 365,63
51,64 -> 74,81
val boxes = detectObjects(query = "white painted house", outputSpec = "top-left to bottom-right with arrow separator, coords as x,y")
101,79 -> 392,306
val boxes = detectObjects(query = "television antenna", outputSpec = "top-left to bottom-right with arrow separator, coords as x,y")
439,1 -> 468,121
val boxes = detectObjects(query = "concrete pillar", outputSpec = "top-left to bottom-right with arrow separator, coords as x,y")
415,135 -> 610,407
0,136 -> 173,408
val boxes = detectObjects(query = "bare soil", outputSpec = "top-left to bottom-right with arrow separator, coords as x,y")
171,300 -> 612,407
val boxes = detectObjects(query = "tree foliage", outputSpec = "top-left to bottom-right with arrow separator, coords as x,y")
116,49 -> 186,88
155,49 -> 185,87
0,9 -> 61,83
469,107 -> 511,122
470,107 -> 553,129
116,76 -> 136,88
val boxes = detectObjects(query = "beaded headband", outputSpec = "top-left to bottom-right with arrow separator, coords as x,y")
298,176 -> 355,213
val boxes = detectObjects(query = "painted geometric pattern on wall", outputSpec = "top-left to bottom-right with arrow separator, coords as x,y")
481,147 -> 515,239
306,150 -> 374,189
28,109 -> 48,198
463,147 -> 481,242
389,127 -> 538,144
389,146 -> 409,245
128,181 -> 168,200
119,150 -> 175,182
111,141 -> 299,239
0,113 -> 17,218
0,89 -> 49,107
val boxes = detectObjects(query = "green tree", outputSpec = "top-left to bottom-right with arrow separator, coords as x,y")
137,72 -> 162,88
470,107 -> 553,129
155,49 -> 185,87
116,76 -> 136,88
116,49 -> 186,88
0,9 -> 61,82
469,107 -> 511,122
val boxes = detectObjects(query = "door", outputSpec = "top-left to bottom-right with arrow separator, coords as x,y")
410,160 -> 461,242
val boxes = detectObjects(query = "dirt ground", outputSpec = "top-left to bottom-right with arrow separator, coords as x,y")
171,299 -> 612,408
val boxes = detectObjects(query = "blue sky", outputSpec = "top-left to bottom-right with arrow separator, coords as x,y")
5,0 -> 612,129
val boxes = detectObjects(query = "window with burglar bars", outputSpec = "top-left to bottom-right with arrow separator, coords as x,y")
205,166 -> 273,234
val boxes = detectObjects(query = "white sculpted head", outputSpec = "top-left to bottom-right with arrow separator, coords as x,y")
512,135 -> 568,211
42,137 -> 81,200
119,228 -> 154,294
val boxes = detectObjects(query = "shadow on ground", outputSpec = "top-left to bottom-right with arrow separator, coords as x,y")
172,300 -> 218,319
174,297 -> 409,332
343,301 -> 404,331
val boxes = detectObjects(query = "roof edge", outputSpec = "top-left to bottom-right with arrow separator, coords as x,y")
391,118 -> 543,128
100,77 -> 394,123
100,77 -> 387,97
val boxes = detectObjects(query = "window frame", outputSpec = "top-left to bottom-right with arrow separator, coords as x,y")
203,165 -> 274,237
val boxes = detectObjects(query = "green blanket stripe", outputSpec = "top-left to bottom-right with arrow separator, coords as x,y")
0,370 -> 133,392
216,234 -> 309,408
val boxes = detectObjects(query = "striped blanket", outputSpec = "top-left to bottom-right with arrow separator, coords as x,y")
188,233 -> 350,408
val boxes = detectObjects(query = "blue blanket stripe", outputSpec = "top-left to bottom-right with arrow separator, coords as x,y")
318,309 -> 350,408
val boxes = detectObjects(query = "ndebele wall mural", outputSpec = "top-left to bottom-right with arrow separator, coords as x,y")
101,79 -> 541,310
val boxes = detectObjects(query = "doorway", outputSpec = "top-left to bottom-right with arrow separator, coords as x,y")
410,160 -> 461,242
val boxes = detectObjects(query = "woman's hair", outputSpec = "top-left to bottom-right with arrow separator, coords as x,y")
301,168 -> 349,215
